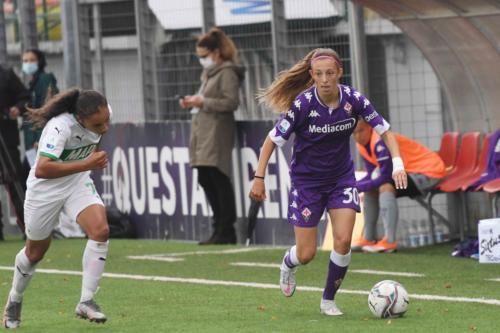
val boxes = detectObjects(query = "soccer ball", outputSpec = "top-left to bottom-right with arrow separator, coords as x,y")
368,280 -> 409,318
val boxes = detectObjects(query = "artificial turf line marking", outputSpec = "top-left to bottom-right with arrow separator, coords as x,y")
0,266 -> 499,306
230,262 -> 425,277
126,256 -> 185,262
486,278 -> 500,282
128,247 -> 279,259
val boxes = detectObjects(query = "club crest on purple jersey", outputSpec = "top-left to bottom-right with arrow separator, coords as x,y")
344,102 -> 352,115
301,207 -> 312,221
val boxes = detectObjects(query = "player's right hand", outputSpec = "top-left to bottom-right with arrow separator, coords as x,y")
86,151 -> 108,170
249,179 -> 266,201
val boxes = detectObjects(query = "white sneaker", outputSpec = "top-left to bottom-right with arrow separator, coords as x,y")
279,252 -> 297,297
75,300 -> 107,323
3,296 -> 22,329
320,299 -> 343,316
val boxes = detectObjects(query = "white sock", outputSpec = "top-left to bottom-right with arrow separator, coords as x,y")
289,245 -> 300,266
80,240 -> 109,303
9,248 -> 36,302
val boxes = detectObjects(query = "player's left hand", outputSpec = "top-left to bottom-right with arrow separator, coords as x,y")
392,170 -> 407,190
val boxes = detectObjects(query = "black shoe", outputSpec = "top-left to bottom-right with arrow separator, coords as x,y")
213,233 -> 237,245
198,232 -> 218,245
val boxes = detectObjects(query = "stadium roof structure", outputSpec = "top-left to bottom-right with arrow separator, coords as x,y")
353,0 -> 500,132
147,0 -> 339,30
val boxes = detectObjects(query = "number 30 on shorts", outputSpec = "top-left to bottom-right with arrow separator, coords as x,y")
342,187 -> 360,205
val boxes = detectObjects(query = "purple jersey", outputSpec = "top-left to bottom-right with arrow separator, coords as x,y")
269,85 -> 390,188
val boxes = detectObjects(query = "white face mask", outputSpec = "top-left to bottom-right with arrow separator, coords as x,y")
199,56 -> 215,69
22,62 -> 38,75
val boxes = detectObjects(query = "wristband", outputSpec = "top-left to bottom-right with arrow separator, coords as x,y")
254,175 -> 265,180
392,157 -> 404,173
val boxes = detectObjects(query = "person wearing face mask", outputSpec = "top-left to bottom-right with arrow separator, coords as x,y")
21,49 -> 59,151
179,27 -> 245,245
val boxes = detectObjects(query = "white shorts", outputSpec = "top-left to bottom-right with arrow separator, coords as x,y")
24,177 -> 104,241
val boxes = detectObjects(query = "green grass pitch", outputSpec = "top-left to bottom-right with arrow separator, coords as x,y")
1,239 -> 500,332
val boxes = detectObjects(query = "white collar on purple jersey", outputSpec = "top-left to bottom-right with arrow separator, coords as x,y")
313,85 -> 343,114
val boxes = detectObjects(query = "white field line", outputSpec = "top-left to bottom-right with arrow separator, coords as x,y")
486,278 -> 500,282
126,256 -> 185,262
0,266 -> 499,306
128,247 -> 281,259
230,262 -> 425,277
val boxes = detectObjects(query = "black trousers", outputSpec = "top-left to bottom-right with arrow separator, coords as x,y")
196,166 -> 236,237
0,142 -> 25,233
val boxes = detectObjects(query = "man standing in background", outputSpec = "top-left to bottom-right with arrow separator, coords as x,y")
0,64 -> 30,240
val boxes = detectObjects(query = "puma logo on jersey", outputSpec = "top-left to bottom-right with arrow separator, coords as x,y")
75,135 -> 83,141
54,127 -> 61,134
308,110 -> 320,118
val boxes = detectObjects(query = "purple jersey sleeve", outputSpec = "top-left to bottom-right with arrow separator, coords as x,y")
356,140 -> 393,192
494,135 -> 500,166
268,98 -> 303,147
352,90 -> 390,135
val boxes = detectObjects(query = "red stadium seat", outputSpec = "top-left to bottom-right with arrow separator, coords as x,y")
437,132 -> 481,192
437,132 -> 460,171
483,178 -> 500,193
460,134 -> 491,191
423,132 -> 461,243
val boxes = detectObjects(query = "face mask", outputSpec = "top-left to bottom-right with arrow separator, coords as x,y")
22,62 -> 38,75
199,56 -> 215,69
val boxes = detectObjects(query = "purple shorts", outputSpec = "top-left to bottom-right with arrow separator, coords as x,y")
287,181 -> 361,228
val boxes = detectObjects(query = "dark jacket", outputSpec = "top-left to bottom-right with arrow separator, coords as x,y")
0,65 -> 30,148
22,70 -> 59,149
28,71 -> 59,108
189,61 -> 245,177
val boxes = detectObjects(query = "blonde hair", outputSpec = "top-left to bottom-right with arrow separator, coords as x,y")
197,27 -> 239,64
258,48 -> 342,113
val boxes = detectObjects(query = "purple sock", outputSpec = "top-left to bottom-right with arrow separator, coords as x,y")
322,250 -> 351,300
284,254 -> 296,269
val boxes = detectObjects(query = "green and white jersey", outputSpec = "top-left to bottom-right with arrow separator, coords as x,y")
27,113 -> 102,197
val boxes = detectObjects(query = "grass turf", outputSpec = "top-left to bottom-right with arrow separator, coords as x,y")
1,238 -> 499,332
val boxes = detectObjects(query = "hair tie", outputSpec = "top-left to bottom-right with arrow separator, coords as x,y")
311,55 -> 342,67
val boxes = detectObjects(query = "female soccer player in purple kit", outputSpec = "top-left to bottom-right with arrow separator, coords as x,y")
249,48 -> 408,316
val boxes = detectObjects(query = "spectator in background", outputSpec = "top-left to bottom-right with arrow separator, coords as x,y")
0,64 -> 31,240
352,118 -> 446,253
21,48 -> 59,150
179,27 -> 245,245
